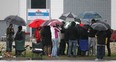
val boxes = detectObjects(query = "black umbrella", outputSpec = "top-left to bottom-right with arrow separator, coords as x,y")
4,15 -> 26,26
97,21 -> 111,29
91,22 -> 108,31
59,12 -> 77,21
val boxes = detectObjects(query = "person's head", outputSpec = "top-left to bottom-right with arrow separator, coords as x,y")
70,21 -> 76,27
91,19 -> 96,24
18,26 -> 22,31
75,18 -> 81,24
9,24 -> 13,28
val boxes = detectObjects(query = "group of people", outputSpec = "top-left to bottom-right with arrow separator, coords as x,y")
5,18 -> 112,60
33,19 -> 112,60
6,24 -> 25,57
33,25 -> 61,58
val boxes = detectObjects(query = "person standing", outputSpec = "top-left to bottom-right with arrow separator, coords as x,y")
34,27 -> 41,43
51,25 -> 60,57
14,26 -> 25,56
67,21 -> 78,57
88,19 -> 97,56
78,24 -> 89,56
96,31 -> 107,60
40,26 -> 52,57
6,24 -> 15,57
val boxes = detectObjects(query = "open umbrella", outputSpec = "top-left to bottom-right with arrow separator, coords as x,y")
48,20 -> 63,26
91,22 -> 108,31
4,15 -> 26,26
59,12 -> 77,21
28,19 -> 45,28
78,11 -> 102,19
41,19 -> 60,26
97,20 -> 111,29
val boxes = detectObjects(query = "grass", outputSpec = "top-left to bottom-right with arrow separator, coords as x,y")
1,49 -> 116,60
0,41 -> 116,60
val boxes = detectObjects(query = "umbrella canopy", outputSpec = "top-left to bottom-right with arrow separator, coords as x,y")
91,22 -> 108,31
41,19 -> 61,26
59,12 -> 77,21
4,15 -> 26,26
78,11 -> 102,19
28,19 -> 45,28
48,20 -> 63,26
97,21 -> 111,29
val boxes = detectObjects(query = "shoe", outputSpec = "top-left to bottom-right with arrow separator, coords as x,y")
95,58 -> 99,61
48,54 -> 51,58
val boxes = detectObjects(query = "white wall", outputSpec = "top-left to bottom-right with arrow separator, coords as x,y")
50,0 -> 63,20
0,0 -> 19,20
64,0 -> 111,25
19,0 -> 27,31
111,0 -> 116,30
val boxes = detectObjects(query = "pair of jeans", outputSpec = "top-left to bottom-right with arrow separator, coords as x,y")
97,45 -> 105,59
68,40 -> 77,56
88,37 -> 97,55
51,38 -> 58,57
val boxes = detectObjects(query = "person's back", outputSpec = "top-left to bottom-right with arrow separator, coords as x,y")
78,25 -> 88,39
67,21 -> 78,57
67,22 -> 78,40
68,27 -> 78,40
96,31 -> 107,60
40,26 -> 52,57
14,26 -> 25,56
96,31 -> 107,45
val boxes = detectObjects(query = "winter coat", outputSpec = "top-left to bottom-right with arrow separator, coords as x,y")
67,26 -> 78,40
96,31 -> 107,45
77,25 -> 88,39
34,29 -> 41,43
14,31 -> 25,41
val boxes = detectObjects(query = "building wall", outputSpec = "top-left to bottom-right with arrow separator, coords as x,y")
0,0 -> 19,20
111,0 -> 116,30
50,0 -> 63,19
64,0 -> 111,25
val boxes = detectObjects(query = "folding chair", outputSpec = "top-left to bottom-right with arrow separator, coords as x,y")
15,40 -> 26,57
31,42 -> 43,60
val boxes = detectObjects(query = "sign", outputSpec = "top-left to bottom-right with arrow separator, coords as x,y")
28,9 -> 49,20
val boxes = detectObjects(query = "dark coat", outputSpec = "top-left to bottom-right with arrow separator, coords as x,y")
77,25 -> 88,39
96,31 -> 107,45
14,31 -> 25,40
67,26 -> 78,40
6,27 -> 14,40
40,26 -> 52,46
106,29 -> 112,38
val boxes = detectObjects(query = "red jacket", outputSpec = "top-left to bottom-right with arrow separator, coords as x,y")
34,29 -> 41,43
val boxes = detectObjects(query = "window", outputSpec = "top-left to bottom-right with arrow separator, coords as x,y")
31,0 -> 46,8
